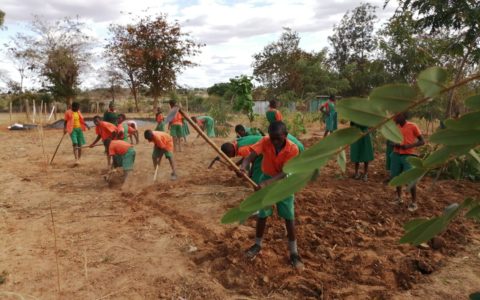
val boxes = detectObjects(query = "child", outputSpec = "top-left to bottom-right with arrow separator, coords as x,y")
320,95 -> 337,137
182,118 -> 190,143
117,114 -> 136,142
64,102 -> 89,165
235,124 -> 264,137
89,116 -> 118,167
108,139 -> 136,182
350,122 -> 374,181
240,121 -> 303,270
265,100 -> 283,124
103,101 -> 118,125
127,120 -> 139,144
191,116 -> 216,138
391,112 -> 425,211
155,108 -> 165,131
167,100 -> 184,152
220,135 -> 264,184
144,129 -> 178,180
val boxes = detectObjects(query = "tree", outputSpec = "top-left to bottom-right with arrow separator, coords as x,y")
393,0 -> 480,118
5,34 -> 36,92
13,16 -> 91,105
229,75 -> 255,122
207,82 -> 231,97
0,10 -> 5,27
125,14 -> 203,109
328,3 -> 386,96
105,24 -> 143,111
99,66 -> 123,103
252,28 -> 306,99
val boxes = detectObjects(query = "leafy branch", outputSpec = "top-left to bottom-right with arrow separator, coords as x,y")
222,67 -> 480,237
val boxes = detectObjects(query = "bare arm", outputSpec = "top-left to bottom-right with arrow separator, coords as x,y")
89,135 -> 101,147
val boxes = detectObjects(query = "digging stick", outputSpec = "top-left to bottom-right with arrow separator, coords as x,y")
50,132 -> 66,165
153,164 -> 159,182
75,144 -> 102,149
179,109 -> 259,190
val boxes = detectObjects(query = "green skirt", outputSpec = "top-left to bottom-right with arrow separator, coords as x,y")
350,133 -> 374,163
155,122 -> 165,131
182,120 -> 190,136
326,112 -> 338,131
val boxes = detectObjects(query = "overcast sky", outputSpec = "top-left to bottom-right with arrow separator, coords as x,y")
0,0 -> 398,90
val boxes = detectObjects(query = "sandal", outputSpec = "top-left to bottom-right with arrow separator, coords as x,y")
245,244 -> 261,260
290,253 -> 305,270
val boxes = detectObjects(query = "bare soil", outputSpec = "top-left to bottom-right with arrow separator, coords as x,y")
0,117 -> 479,299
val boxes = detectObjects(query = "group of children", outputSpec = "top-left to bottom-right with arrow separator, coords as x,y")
63,97 -> 425,270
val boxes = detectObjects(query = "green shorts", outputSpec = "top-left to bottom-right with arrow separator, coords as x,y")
113,148 -> 135,171
152,147 -> 173,159
70,128 -> 86,146
258,174 -> 295,220
170,124 -> 184,137
155,122 -> 165,131
390,152 -> 413,178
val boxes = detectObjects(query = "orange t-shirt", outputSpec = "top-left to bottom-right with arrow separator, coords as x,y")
250,137 -> 299,176
95,121 -> 117,140
151,131 -> 174,152
127,125 -> 136,134
108,140 -> 132,156
171,111 -> 183,126
236,143 -> 252,158
64,110 -> 86,133
394,121 -> 422,155
156,113 -> 164,123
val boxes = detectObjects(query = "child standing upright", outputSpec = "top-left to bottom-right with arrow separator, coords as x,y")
64,102 -> 89,165
265,100 -> 283,124
167,100 -> 184,152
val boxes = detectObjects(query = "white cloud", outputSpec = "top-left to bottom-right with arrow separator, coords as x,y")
0,0 -> 397,90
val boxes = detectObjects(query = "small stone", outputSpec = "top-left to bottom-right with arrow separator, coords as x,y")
263,276 -> 269,283
418,243 -> 430,250
188,245 -> 197,253
430,237 -> 445,250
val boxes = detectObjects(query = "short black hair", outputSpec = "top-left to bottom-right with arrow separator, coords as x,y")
93,115 -> 101,121
144,129 -> 153,139
235,124 -> 245,133
268,121 -> 288,135
169,100 -> 177,106
220,142 -> 236,156
269,100 -> 277,108
72,102 -> 80,110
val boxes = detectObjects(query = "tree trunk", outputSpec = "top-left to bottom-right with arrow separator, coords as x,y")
153,92 -> 159,111
132,86 -> 139,113
25,99 -> 30,122
66,96 -> 73,108
445,48 -> 471,119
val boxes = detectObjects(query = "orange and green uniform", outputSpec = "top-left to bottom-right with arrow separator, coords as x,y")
265,108 -> 283,124
117,122 -> 131,142
109,140 -> 135,171
169,110 -> 184,138
235,135 -> 264,183
95,121 -> 118,152
390,121 -> 422,178
64,110 -> 87,146
250,137 -> 300,220
196,116 -> 215,137
323,100 -> 337,131
150,131 -> 174,159
103,109 -> 118,125
155,113 -> 165,131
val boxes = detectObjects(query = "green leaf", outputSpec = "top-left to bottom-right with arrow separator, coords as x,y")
470,292 -> 480,300
261,171 -> 314,207
465,204 -> 480,220
221,207 -> 254,224
444,111 -> 480,130
465,95 -> 480,110
238,182 -> 276,212
284,128 -> 362,173
469,149 -> 480,165
380,120 -> 403,143
407,156 -> 423,168
423,146 -> 470,168
369,84 -> 417,113
417,67 -> 448,98
337,150 -> 346,172
404,218 -> 429,231
389,167 -> 426,187
336,98 -> 387,127
430,129 -> 480,146
399,217 -> 445,245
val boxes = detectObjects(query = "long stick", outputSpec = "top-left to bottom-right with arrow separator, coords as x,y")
50,133 -> 66,165
153,164 -> 159,182
75,144 -> 102,149
179,109 -> 259,190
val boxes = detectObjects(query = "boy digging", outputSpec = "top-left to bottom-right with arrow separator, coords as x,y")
64,102 -> 89,165
391,112 -> 425,211
107,139 -> 136,183
89,116 -> 118,167
144,130 -> 178,180
240,121 -> 304,270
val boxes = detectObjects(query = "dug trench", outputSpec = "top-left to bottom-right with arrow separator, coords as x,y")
122,135 -> 480,299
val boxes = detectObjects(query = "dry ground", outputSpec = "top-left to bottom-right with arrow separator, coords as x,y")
0,113 -> 479,299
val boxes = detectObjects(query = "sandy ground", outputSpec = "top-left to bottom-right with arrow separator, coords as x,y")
0,114 -> 479,299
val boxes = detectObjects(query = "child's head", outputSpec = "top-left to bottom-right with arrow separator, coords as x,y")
72,102 -> 80,112
93,115 -> 101,125
394,112 -> 408,125
144,129 -> 154,141
118,113 -> 126,123
329,94 -> 336,102
235,124 -> 246,137
169,100 -> 176,108
220,142 -> 236,158
269,100 -> 277,109
268,121 -> 288,148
